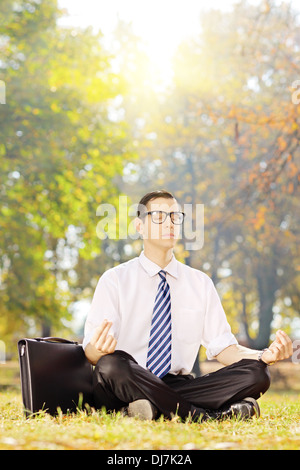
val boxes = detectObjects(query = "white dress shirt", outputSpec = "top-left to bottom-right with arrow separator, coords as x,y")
83,250 -> 237,375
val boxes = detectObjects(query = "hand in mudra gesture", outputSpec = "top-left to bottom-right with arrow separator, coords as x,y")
261,330 -> 293,365
85,319 -> 117,364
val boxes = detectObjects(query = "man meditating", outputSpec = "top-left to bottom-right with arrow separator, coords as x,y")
83,190 -> 293,421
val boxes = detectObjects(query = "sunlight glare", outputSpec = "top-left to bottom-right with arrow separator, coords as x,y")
58,0 -> 235,85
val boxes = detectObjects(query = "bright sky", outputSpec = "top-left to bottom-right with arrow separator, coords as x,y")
58,0 -> 233,38
57,0 -> 241,82
58,0 -> 300,84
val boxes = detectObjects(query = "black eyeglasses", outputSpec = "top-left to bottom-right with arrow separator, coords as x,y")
140,211 -> 185,225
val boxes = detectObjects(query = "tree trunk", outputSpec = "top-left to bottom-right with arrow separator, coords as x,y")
253,271 -> 276,349
244,260 -> 278,350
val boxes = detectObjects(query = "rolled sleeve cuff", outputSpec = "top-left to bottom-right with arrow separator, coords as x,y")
206,333 -> 238,360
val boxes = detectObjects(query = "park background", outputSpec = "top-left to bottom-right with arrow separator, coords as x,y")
0,0 -> 300,451
0,0 -> 300,367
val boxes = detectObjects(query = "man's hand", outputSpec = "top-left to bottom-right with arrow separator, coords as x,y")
216,330 -> 293,366
85,320 -> 117,365
261,330 -> 293,365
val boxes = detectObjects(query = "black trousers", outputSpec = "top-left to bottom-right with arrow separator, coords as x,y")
93,350 -> 271,420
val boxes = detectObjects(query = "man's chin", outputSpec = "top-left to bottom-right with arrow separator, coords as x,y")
144,237 -> 177,248
157,237 -> 177,248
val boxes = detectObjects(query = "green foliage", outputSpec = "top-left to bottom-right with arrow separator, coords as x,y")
0,0 -> 299,350
117,1 -> 300,348
0,0 -> 134,343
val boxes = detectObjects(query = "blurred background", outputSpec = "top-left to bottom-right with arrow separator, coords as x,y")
0,0 -> 299,366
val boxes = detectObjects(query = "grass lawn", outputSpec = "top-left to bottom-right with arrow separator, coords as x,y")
0,361 -> 299,450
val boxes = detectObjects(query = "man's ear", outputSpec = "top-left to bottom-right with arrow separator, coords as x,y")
134,217 -> 144,238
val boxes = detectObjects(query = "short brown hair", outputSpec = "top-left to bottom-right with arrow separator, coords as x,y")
137,190 -> 176,218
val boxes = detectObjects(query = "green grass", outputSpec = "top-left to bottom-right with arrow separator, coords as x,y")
0,362 -> 299,450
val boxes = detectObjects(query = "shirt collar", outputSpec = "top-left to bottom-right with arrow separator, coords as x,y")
139,250 -> 179,279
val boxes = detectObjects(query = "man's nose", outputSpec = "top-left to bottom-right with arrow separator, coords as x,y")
164,214 -> 173,227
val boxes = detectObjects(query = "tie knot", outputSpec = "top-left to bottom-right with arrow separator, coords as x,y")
158,270 -> 167,281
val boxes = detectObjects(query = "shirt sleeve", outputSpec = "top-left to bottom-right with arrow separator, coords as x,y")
201,277 -> 237,360
82,269 -> 121,350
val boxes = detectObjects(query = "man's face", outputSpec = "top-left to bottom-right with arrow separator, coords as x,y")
136,197 -> 182,249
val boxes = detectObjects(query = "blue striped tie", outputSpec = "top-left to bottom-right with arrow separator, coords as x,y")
146,270 -> 172,378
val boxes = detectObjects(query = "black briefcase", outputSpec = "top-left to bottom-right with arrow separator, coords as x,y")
18,337 -> 94,417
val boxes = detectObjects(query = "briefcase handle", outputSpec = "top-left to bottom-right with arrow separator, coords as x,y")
35,337 -> 78,345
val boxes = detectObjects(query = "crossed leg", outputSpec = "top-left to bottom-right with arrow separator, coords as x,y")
93,350 -> 271,420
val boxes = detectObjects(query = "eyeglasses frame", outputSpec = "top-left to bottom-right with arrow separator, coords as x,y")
139,210 -> 186,225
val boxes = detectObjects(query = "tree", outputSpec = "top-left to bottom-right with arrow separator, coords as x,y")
117,0 -> 300,350
0,0 -> 134,347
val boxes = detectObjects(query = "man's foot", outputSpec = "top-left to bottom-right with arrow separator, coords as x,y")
221,397 -> 260,420
191,397 -> 260,422
126,399 -> 158,421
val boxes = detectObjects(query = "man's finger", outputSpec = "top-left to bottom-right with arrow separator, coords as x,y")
93,321 -> 113,350
90,320 -> 108,345
268,343 -> 282,361
109,339 -> 117,354
95,327 -> 113,351
275,331 -> 290,359
277,330 -> 293,357
102,334 -> 115,352
105,337 -> 117,354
